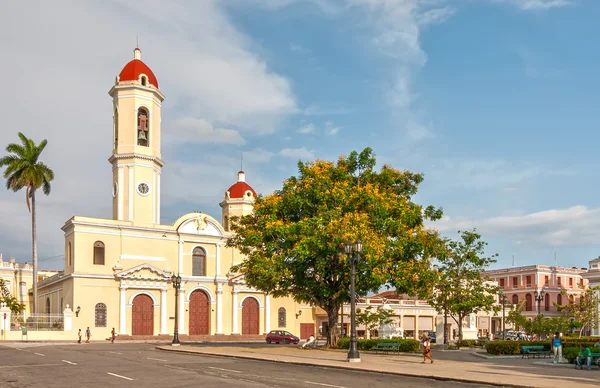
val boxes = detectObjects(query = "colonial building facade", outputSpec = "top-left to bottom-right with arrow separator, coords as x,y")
483,265 -> 588,321
36,48 -> 316,340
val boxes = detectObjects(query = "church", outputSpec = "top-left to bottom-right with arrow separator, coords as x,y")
36,48 -> 317,340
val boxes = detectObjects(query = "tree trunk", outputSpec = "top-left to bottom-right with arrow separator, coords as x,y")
456,313 -> 464,349
31,190 -> 37,315
326,302 -> 340,348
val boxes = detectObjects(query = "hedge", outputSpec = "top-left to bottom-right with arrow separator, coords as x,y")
337,337 -> 420,353
485,339 -> 599,355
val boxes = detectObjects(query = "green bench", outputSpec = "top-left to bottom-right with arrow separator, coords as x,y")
521,345 -> 551,359
370,342 -> 400,354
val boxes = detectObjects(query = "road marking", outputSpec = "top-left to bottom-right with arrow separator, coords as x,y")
207,366 -> 242,373
147,357 -> 168,362
108,351 -> 122,355
34,353 -> 45,357
107,372 -> 133,381
62,360 -> 78,365
304,381 -> 347,388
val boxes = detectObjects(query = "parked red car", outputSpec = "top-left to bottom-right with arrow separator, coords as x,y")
266,330 -> 300,344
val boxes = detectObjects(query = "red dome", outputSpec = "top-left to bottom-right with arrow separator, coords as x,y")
227,171 -> 256,199
118,48 -> 159,88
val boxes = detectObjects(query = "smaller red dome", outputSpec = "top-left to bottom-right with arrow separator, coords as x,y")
118,48 -> 159,88
227,171 -> 256,199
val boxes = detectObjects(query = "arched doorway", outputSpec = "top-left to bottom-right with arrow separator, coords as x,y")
189,290 -> 210,335
132,294 -> 154,335
242,297 -> 259,335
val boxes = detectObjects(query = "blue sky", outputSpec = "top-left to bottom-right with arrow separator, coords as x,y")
0,0 -> 599,271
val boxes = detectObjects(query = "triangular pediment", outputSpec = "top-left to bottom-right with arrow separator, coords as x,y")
115,263 -> 171,280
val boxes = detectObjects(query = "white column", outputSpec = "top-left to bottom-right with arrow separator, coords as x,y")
152,170 -> 157,224
128,166 -> 134,221
117,166 -> 124,220
160,288 -> 167,334
216,285 -> 223,334
178,240 -> 183,276
414,314 -> 419,339
178,289 -> 185,334
156,172 -> 161,223
119,287 -> 127,335
215,243 -> 221,278
264,294 -> 271,334
232,291 -> 239,334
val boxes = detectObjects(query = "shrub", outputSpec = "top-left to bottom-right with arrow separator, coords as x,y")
337,337 -> 420,353
562,347 -> 580,364
456,339 -> 479,348
485,340 -> 520,355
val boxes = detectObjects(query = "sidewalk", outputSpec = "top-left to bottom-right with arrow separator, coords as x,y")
156,345 -> 600,388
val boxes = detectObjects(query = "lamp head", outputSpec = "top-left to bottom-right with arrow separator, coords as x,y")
534,290 -> 538,298
344,241 -> 352,255
354,239 -> 363,254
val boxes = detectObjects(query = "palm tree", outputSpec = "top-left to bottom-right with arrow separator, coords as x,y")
0,133 -> 54,314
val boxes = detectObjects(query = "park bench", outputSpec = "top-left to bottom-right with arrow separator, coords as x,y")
520,345 -> 551,359
370,342 -> 400,354
591,353 -> 600,370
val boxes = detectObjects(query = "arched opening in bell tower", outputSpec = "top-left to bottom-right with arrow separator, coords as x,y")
137,107 -> 149,147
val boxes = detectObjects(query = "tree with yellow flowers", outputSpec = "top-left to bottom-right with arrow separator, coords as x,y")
227,148 -> 444,347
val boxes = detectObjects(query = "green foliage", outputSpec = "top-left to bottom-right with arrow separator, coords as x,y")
485,340 -> 521,355
227,148 -> 444,347
456,339 -> 486,348
563,347 -> 580,364
554,286 -> 600,337
356,305 -> 394,337
0,132 -> 54,314
337,337 -> 420,353
505,300 -> 527,331
0,279 -> 25,314
428,229 -> 499,346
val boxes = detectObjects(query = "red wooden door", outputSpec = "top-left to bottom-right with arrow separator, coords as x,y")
242,297 -> 259,335
132,294 -> 154,335
189,290 -> 210,335
300,323 -> 315,340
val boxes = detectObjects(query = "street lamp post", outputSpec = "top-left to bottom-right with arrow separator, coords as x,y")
500,295 -> 508,340
534,289 -> 546,315
344,239 -> 362,363
171,274 -> 182,346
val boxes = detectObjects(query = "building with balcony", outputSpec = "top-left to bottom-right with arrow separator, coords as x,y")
483,265 -> 588,320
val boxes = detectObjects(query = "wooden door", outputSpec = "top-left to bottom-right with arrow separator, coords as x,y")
189,290 -> 210,335
241,297 -> 259,335
300,323 -> 315,340
132,294 -> 154,335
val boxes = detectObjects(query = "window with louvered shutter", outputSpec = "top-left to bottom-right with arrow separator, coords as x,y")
95,303 -> 107,327
192,247 -> 206,276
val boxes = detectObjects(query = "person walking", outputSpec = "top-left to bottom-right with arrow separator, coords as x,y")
85,327 -> 91,343
422,334 -> 433,364
551,332 -> 563,364
111,328 -> 116,344
77,329 -> 82,344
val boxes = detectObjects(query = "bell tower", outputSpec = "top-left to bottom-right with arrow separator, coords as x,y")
220,171 -> 256,232
108,48 -> 165,225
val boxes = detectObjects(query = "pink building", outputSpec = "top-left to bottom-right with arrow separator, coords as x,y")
483,265 -> 588,319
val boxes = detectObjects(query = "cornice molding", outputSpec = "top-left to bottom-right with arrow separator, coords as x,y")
108,153 -> 165,167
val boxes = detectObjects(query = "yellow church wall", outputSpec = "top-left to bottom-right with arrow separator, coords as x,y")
71,277 -> 121,339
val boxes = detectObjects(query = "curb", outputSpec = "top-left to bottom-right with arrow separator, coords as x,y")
156,346 -> 535,388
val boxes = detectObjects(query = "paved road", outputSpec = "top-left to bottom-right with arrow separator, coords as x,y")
0,342 -> 499,388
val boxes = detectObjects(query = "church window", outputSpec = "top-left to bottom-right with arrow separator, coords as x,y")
192,247 -> 206,276
512,294 -> 518,305
278,307 -> 286,328
137,107 -> 149,147
95,303 -> 107,327
93,241 -> 105,265
224,216 -> 229,232
60,297 -> 63,313
141,76 -> 147,86
46,297 -> 51,314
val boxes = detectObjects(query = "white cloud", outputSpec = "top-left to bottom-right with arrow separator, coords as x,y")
289,42 -> 310,54
242,148 -> 275,164
297,123 -> 316,134
325,121 -> 341,136
279,147 -> 315,159
168,118 -> 245,145
0,0 -> 298,266
495,0 -> 575,10
303,105 -> 351,116
432,206 -> 600,247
